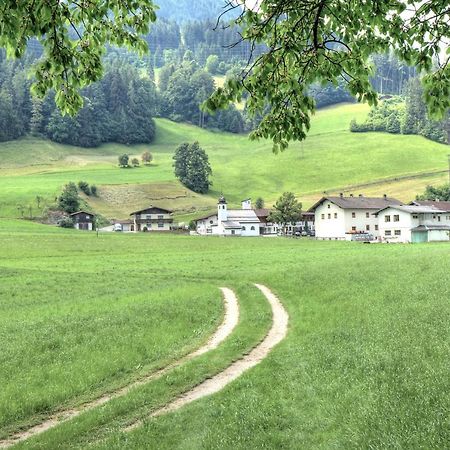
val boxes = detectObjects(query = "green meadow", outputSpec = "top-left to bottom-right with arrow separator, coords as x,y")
0,220 -> 448,448
1,103 -> 449,221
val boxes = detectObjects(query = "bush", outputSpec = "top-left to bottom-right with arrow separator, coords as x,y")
78,181 -> 91,195
58,217 -> 74,228
131,158 -> 140,167
58,182 -> 80,214
118,154 -> 129,167
90,185 -> 98,196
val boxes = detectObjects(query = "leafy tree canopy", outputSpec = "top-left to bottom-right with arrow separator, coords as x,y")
173,142 -> 212,194
268,192 -> 302,231
1,1 -> 448,150
206,1 -> 450,151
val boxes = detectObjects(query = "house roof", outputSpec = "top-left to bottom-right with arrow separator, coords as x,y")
195,213 -> 217,222
130,206 -> 173,215
410,200 -> 450,212
70,211 -> 94,216
308,196 -> 402,212
411,225 -> 450,231
374,205 -> 448,215
254,208 -> 271,218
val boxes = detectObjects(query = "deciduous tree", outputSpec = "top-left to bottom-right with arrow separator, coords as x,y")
268,192 -> 302,235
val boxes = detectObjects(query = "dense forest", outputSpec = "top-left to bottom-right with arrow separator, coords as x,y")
0,8 -> 442,148
350,77 -> 449,144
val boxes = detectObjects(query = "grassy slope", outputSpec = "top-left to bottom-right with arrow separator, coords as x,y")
0,103 -> 449,221
0,222 -> 447,449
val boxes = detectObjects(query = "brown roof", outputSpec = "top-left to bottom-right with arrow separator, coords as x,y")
410,200 -> 450,212
130,206 -> 173,215
254,208 -> 271,217
308,196 -> 402,212
70,211 -> 94,216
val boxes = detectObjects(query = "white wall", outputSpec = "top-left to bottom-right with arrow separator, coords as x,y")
378,208 -> 413,243
315,202 -> 346,239
429,230 -> 450,242
241,223 -> 260,236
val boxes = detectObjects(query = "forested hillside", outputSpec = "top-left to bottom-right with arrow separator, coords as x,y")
155,0 -> 235,22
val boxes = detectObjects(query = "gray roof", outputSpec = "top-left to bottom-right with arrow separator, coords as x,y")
308,196 -> 402,212
374,205 -> 448,215
221,221 -> 243,229
410,200 -> 450,212
411,225 -> 450,231
227,209 -> 260,223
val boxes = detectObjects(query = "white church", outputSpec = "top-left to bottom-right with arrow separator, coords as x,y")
195,196 -> 262,236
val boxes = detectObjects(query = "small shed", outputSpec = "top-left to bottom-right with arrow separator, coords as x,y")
70,211 -> 95,231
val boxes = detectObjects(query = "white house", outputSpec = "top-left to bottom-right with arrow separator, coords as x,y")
375,204 -> 450,243
309,194 -> 402,240
196,197 -> 261,236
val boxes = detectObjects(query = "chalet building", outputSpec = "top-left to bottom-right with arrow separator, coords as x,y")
309,194 -> 402,240
375,204 -> 450,243
254,208 -> 278,235
70,211 -> 95,231
130,206 -> 173,232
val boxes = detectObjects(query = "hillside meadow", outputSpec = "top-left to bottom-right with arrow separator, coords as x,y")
0,220 -> 448,449
0,103 -> 449,221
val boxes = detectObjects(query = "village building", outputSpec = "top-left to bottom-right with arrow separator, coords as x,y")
375,204 -> 450,243
129,206 -> 173,232
70,211 -> 95,231
196,197 -> 261,236
309,194 -> 402,240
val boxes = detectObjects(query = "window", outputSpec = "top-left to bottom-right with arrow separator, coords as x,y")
158,215 -> 164,219
251,226 -> 255,231
352,212 -> 356,218
385,215 -> 391,222
394,230 -> 401,236
231,230 -> 235,235
375,225 -> 379,231
413,215 -> 418,219
327,214 -> 331,219
146,214 -> 151,219
327,204 -> 331,209
242,226 -> 246,231
438,216 -> 441,222
158,223 -> 164,228
210,220 -> 213,224
385,230 -> 392,236
366,225 -> 370,231
352,226 -> 356,231
366,212 -> 369,218
321,214 -> 325,219
86,215 -> 90,220
334,213 -> 338,218
394,215 -> 400,222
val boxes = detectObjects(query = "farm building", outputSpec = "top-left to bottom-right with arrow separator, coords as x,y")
375,204 -> 450,243
309,194 -> 402,240
130,206 -> 173,232
70,211 -> 95,231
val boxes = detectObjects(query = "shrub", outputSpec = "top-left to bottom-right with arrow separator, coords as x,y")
90,185 -> 98,196
78,181 -> 91,195
118,154 -> 129,167
131,158 -> 140,167
58,217 -> 74,228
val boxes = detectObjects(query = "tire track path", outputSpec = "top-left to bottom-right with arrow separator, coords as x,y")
0,288 -> 239,448
126,283 -> 289,431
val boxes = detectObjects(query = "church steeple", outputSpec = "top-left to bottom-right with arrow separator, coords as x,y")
217,195 -> 227,222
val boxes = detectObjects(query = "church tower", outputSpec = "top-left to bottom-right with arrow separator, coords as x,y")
217,195 -> 228,222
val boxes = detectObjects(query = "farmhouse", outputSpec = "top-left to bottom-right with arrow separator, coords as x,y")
375,204 -> 450,243
309,194 -> 402,240
70,211 -> 95,230
130,206 -> 173,232
196,197 -> 261,236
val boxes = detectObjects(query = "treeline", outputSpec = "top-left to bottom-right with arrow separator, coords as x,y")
350,78 -> 449,144
0,52 -> 157,146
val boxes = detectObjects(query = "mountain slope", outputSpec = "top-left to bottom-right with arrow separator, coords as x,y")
154,0 -> 237,22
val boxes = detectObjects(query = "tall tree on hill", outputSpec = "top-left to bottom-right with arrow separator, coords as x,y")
173,142 -> 212,194
269,192 -> 302,235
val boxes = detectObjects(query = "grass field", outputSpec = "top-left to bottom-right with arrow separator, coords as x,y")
1,220 -> 449,449
0,103 -> 449,222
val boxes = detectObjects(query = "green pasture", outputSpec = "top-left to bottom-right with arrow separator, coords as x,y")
0,221 -> 448,448
1,103 -> 449,220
